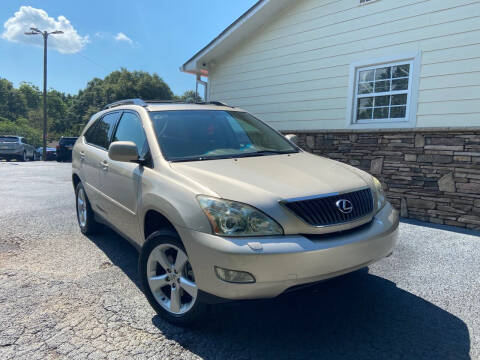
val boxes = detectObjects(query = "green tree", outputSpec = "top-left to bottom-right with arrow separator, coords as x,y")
0,78 -> 27,120
73,68 -> 174,127
18,82 -> 41,110
180,90 -> 202,103
0,117 -> 42,147
0,69 -> 196,141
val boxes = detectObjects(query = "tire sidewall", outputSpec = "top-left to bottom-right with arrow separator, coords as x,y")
75,182 -> 99,235
139,231 -> 206,326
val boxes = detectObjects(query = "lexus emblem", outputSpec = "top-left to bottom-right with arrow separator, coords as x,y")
336,199 -> 353,214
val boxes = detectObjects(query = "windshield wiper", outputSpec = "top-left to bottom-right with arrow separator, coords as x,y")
170,155 -> 236,162
170,156 -> 211,163
234,150 -> 298,158
170,150 -> 298,162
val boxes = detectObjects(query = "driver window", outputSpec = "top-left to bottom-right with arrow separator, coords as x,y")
112,112 -> 148,158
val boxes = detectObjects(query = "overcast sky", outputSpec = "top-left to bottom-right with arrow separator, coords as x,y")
0,1 -> 257,96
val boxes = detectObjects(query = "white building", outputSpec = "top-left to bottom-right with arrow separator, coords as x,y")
181,0 -> 480,131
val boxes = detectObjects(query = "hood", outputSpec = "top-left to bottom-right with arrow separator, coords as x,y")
169,152 -> 372,205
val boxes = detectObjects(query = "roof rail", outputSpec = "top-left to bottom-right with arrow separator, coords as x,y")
196,101 -> 233,107
103,98 -> 233,110
103,99 -> 147,110
146,100 -> 233,107
144,100 -> 188,104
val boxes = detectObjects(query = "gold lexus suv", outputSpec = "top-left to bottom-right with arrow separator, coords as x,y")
72,99 -> 399,325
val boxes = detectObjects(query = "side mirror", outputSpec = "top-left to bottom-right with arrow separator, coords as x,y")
284,134 -> 298,145
108,141 -> 139,163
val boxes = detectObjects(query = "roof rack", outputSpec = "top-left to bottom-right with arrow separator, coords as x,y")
146,100 -> 232,107
197,101 -> 232,107
144,100 -> 189,104
103,99 -> 147,110
103,98 -> 233,110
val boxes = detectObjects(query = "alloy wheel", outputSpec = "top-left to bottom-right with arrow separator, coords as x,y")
146,244 -> 198,315
77,188 -> 87,228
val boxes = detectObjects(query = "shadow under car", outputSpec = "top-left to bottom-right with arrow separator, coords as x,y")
87,228 -> 471,360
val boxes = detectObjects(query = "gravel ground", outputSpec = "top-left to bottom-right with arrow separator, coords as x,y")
0,161 -> 479,360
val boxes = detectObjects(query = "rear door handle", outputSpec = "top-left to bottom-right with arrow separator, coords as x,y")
80,151 -> 86,160
100,160 -> 109,171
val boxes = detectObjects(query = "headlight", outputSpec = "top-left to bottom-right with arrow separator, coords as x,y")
372,177 -> 386,212
197,195 -> 283,236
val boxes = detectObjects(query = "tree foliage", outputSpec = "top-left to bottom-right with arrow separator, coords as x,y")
0,69 -> 194,143
179,90 -> 203,103
0,117 -> 42,147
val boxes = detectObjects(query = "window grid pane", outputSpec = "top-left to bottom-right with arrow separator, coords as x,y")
355,62 -> 410,123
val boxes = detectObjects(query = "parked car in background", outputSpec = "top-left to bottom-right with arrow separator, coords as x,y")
56,137 -> 78,162
36,147 -> 57,161
72,99 -> 399,325
0,136 -> 35,161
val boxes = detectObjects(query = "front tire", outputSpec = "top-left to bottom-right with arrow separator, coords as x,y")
75,182 -> 101,235
139,231 -> 206,326
19,151 -> 26,162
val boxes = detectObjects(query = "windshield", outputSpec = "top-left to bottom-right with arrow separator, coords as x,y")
149,110 -> 298,162
0,136 -> 19,143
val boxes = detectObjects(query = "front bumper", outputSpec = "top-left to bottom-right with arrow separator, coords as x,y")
178,202 -> 399,300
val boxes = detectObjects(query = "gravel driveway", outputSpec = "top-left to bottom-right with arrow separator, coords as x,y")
0,161 -> 479,360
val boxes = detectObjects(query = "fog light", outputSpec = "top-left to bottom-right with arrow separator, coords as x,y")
214,266 -> 255,283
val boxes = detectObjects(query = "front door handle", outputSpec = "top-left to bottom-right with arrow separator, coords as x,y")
100,160 -> 109,171
79,151 -> 86,160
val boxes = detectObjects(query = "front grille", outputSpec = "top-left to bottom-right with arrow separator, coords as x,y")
282,188 -> 373,227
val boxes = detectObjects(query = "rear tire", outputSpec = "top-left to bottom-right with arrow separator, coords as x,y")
139,231 -> 207,326
75,182 -> 101,235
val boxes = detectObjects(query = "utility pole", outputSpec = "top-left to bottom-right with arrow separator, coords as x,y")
25,27 -> 63,160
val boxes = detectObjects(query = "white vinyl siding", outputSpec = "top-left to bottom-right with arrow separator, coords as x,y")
208,0 -> 480,130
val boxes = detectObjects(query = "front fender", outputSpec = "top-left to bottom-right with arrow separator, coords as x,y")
139,192 -> 212,243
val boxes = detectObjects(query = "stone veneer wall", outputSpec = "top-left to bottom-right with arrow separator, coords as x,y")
292,128 -> 480,231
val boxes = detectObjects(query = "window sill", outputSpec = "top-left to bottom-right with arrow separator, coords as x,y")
356,118 -> 408,124
347,121 -> 416,130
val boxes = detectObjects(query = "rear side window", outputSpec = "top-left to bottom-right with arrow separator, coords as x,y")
85,112 -> 120,149
112,112 -> 148,158
0,137 -> 19,142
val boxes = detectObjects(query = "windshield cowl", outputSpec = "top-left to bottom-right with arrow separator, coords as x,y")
169,150 -> 299,163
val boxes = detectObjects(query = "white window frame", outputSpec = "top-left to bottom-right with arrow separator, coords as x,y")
346,52 -> 421,129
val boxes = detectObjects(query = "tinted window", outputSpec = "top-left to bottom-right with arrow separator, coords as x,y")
59,138 -> 77,145
150,110 -> 297,161
85,112 -> 119,149
112,112 -> 148,157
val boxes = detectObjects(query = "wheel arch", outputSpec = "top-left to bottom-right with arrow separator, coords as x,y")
143,209 -> 179,243
72,173 -> 81,190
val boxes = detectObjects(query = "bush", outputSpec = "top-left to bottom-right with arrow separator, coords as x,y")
0,117 -> 42,147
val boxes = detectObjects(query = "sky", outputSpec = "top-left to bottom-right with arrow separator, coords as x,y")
0,0 -> 258,96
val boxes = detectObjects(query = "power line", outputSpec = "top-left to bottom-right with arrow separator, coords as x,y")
75,52 -> 111,72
